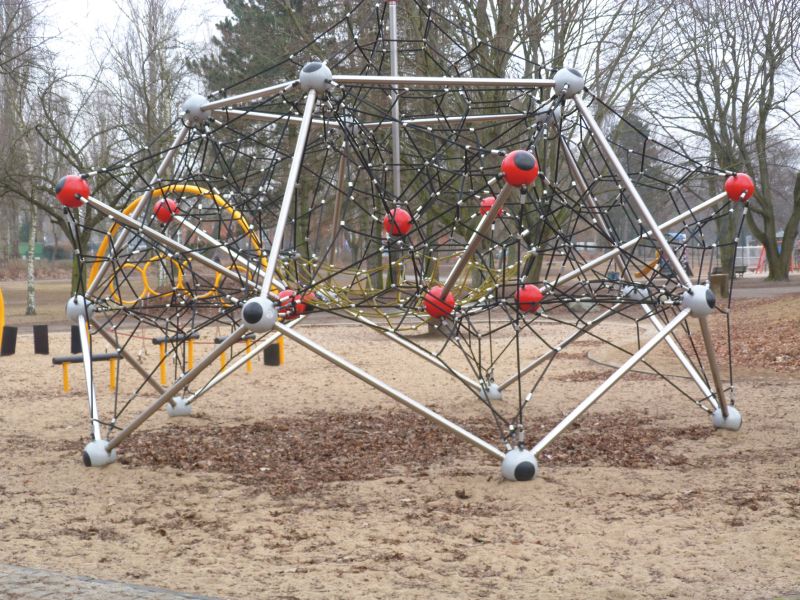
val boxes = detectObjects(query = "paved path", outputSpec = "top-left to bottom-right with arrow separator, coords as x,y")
0,563 -> 222,600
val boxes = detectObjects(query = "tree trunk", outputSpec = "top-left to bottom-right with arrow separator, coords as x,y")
25,204 -> 38,315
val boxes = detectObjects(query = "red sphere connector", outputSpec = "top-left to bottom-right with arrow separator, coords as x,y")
277,289 -> 307,320
55,175 -> 90,208
383,207 -> 413,236
479,196 -> 504,218
423,285 -> 455,319
515,284 -> 544,313
501,150 -> 539,187
724,173 -> 754,202
154,198 -> 179,223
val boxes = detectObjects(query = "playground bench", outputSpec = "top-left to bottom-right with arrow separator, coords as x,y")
53,352 -> 122,392
711,265 -> 747,277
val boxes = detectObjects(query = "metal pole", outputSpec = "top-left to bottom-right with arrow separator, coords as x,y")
699,316 -> 728,416
440,183 -> 512,297
333,74 -> 554,88
260,89 -> 318,297
212,110 -> 529,130
572,95 -> 692,287
77,314 -> 102,441
91,318 -> 166,397
373,113 -> 529,129
106,326 -> 248,451
497,303 -> 623,391
202,80 -> 298,111
531,309 -> 691,455
82,195 -> 257,301
211,109 -> 331,128
388,0 -> 402,201
559,137 -> 717,406
86,126 -> 190,297
275,322 -> 504,460
329,148 -> 348,265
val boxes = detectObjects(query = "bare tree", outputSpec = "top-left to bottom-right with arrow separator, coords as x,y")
653,0 -> 800,279
0,0 -> 198,290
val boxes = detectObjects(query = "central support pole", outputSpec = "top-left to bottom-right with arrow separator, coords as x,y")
699,316 -> 729,417
531,309 -> 691,455
260,89 -> 318,297
329,148 -> 348,265
275,322 -> 504,460
440,183 -> 512,298
388,0 -> 402,201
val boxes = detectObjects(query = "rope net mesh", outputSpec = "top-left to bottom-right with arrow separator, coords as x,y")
64,0 -> 743,450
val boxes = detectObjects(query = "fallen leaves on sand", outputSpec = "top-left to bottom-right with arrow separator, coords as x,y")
116,410 -> 712,497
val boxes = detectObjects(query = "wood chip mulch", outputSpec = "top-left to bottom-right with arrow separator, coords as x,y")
116,409 -> 712,496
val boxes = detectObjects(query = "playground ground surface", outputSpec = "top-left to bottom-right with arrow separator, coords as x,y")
0,276 -> 798,599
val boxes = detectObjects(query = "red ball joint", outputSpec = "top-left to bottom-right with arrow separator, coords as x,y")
383,207 -> 412,236
153,198 -> 179,223
501,150 -> 539,187
724,173 -> 754,202
55,175 -> 90,208
479,196 -> 504,218
423,285 -> 455,319
515,284 -> 544,313
278,289 -> 307,320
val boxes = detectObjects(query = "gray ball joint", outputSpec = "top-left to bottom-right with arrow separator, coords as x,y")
299,62 -> 333,93
553,67 -> 584,98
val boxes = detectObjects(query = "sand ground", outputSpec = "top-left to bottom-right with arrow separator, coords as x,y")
0,285 -> 798,599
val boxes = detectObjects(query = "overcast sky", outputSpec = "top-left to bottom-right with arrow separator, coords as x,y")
42,0 -> 231,73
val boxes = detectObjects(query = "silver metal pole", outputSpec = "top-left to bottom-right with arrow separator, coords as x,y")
333,74 -> 554,89
388,0 -> 402,201
542,194 -> 727,293
77,314 -> 102,441
699,316 -> 728,416
440,183 -> 512,297
91,318 -> 166,396
531,309 -> 691,455
329,148 -> 348,265
202,80 -> 297,111
497,303 -> 623,391
377,113 -> 528,129
106,326 -> 248,451
211,108 -> 331,128
213,109 -> 529,130
86,126 -> 190,297
572,95 -> 692,287
274,322 -> 504,460
82,195 -> 257,301
260,89 -> 318,298
559,137 -> 717,406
